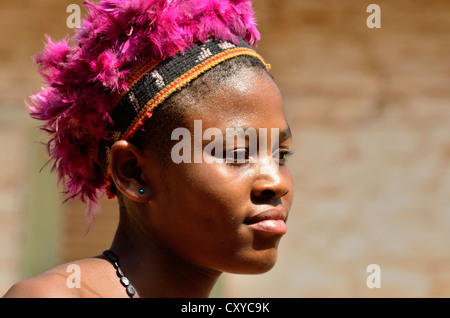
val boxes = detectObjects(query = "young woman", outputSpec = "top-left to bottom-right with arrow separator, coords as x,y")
4,0 -> 293,298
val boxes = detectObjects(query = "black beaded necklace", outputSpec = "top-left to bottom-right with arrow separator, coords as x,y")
103,249 -> 137,298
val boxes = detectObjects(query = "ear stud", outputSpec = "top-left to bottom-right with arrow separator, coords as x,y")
139,189 -> 144,195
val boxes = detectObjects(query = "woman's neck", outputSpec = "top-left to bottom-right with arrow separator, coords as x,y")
108,216 -> 221,298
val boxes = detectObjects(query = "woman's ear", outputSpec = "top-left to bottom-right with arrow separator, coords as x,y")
109,140 -> 151,202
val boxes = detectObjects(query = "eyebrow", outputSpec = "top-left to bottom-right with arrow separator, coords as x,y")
279,126 -> 292,141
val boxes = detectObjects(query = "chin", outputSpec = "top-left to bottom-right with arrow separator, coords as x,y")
225,248 -> 279,275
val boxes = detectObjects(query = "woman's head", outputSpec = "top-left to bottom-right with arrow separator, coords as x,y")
29,0 -> 293,274
108,54 -> 293,274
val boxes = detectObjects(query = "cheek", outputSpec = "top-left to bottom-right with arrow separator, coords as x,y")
177,164 -> 251,238
152,163 -> 251,257
180,162 -> 251,208
283,167 -> 295,210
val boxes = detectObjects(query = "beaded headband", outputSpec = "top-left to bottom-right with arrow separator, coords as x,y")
104,37 -> 270,198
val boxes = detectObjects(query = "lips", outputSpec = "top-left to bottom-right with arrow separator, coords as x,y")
244,208 -> 288,235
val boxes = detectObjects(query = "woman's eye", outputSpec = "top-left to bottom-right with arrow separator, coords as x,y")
225,148 -> 249,164
221,148 -> 293,165
276,149 -> 293,164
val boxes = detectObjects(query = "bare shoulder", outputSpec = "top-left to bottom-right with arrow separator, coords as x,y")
3,257 -> 108,298
3,266 -> 82,298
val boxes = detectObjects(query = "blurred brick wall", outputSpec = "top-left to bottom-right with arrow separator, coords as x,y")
0,0 -> 85,295
225,0 -> 450,297
1,0 -> 449,297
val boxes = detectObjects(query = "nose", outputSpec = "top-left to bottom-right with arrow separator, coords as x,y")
251,161 -> 290,200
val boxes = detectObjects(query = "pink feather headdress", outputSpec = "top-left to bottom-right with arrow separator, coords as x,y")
28,0 -> 261,226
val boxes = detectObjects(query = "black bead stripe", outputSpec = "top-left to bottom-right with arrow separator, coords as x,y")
103,249 -> 136,298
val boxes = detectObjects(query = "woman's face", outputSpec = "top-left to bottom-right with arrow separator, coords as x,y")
142,68 -> 294,275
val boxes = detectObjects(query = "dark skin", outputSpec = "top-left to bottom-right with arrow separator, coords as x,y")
3,68 -> 293,298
